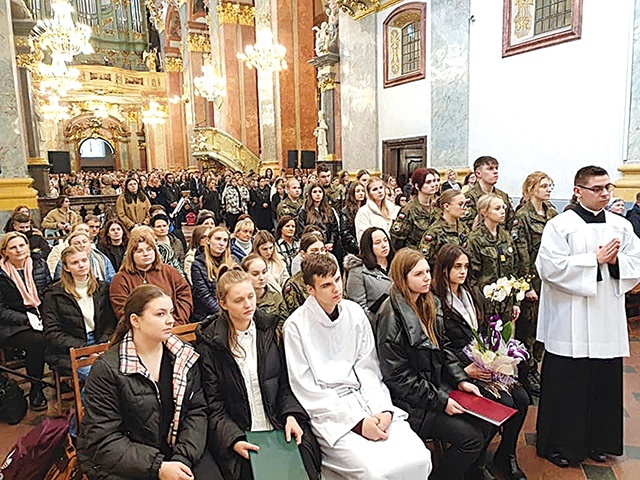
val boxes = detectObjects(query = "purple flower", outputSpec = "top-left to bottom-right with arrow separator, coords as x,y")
506,339 -> 530,361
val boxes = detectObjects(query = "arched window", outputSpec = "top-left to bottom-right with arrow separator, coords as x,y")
383,2 -> 426,88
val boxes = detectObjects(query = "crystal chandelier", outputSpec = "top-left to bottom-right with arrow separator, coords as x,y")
141,100 -> 169,126
40,95 -> 70,122
37,56 -> 81,97
237,30 -> 287,72
31,0 -> 94,63
193,56 -> 226,103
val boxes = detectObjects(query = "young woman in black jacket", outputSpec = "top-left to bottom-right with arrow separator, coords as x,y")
340,182 -> 366,255
0,231 -> 51,411
433,243 -> 529,480
97,219 -> 128,272
196,267 -> 321,480
78,284 -> 221,480
42,246 -> 117,377
375,247 -> 497,480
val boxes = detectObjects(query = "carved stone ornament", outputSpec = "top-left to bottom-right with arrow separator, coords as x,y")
217,2 -> 255,26
187,33 -> 211,53
318,76 -> 336,92
65,116 -> 130,145
165,56 -> 184,72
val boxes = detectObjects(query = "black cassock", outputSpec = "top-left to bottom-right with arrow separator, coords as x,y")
536,204 -> 624,464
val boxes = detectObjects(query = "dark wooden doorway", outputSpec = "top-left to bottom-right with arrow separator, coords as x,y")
382,136 -> 427,188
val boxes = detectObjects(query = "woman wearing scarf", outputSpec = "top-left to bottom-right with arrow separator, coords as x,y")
0,232 -> 52,411
78,284 -> 222,479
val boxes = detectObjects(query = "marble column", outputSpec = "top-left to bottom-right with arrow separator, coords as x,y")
430,0 -> 470,168
338,11 -> 378,174
0,0 -> 38,225
253,0 -> 281,172
617,0 -> 640,200
310,53 -> 339,160
208,0 -> 226,129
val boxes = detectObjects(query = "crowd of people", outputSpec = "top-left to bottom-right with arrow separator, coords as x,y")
1,158 -> 638,480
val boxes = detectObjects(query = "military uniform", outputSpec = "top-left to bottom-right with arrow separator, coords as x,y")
390,196 -> 441,250
418,218 -> 470,267
276,196 -> 304,219
257,282 -> 290,329
466,223 -> 520,322
282,270 -> 308,313
323,184 -> 343,210
464,184 -> 516,231
512,200 -> 558,367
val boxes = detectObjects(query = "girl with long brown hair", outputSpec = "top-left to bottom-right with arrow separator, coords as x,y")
296,181 -> 340,256
253,230 -> 289,289
196,268 -> 321,480
340,181 -> 366,254
78,284 -> 221,479
375,247 -> 496,480
355,176 -> 400,242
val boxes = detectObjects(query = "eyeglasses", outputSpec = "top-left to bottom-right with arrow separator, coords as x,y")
576,183 -> 615,194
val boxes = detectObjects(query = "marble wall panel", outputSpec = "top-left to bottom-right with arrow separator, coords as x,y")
298,0 -> 318,152
0,0 -> 28,178
627,0 -> 640,163
221,24 -> 243,143
167,72 -> 186,168
430,0 -> 470,167
339,11 -> 379,172
240,25 -> 260,156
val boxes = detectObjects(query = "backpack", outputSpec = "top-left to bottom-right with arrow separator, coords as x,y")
0,415 -> 71,480
0,375 -> 27,425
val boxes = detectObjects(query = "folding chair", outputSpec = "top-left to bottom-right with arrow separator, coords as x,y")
69,343 -> 109,424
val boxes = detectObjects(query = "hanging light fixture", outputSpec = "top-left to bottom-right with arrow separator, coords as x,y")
141,100 -> 169,126
237,29 -> 287,72
31,0 -> 94,62
40,95 -> 70,122
193,55 -> 226,103
37,57 -> 81,97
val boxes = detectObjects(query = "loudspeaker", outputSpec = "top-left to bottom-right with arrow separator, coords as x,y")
48,151 -> 71,174
301,150 -> 316,169
287,150 -> 298,169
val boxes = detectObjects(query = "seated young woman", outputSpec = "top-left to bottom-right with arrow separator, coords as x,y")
78,284 -> 222,480
42,246 -> 117,378
253,230 -> 290,290
375,247 -> 498,480
230,216 -> 255,263
241,253 -> 289,328
344,226 -> 394,320
432,243 -> 529,480
196,267 -> 321,480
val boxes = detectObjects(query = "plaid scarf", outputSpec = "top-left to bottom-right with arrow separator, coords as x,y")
119,332 -> 200,447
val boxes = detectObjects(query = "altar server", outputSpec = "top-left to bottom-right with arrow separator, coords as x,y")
535,166 -> 640,467
283,254 -> 432,480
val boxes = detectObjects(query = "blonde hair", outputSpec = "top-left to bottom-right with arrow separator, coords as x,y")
205,226 -> 234,281
66,231 -> 91,246
366,176 -> 391,221
120,228 -> 163,274
0,232 -> 29,260
521,171 -> 552,202
60,246 -> 98,298
217,266 -> 252,357
253,230 -> 286,273
389,248 -> 439,348
472,193 -> 503,230
233,218 -> 255,236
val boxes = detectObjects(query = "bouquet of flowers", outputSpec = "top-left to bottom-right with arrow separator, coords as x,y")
463,276 -> 532,388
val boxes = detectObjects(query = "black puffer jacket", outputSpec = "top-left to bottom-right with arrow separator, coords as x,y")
196,311 -> 321,480
190,250 -> 219,322
0,257 -> 51,344
97,243 -> 126,272
41,281 -> 117,374
375,289 -> 468,435
77,345 -> 207,479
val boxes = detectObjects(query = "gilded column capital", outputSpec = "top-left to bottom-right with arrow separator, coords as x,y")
165,56 -> 184,72
187,33 -> 211,53
217,2 -> 255,26
318,76 -> 336,92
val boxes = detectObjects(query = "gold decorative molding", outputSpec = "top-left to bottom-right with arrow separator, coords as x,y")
28,157 -> 49,166
165,56 -> 184,72
191,127 -> 260,173
338,0 -> 403,20
318,76 -> 336,92
0,178 -> 39,210
65,116 -> 130,144
217,2 -> 255,26
616,163 -> 640,202
187,33 -> 211,53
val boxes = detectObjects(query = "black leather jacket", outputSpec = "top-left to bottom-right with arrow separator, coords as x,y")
375,289 -> 468,435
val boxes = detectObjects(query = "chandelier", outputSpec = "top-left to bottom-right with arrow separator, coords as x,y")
37,56 -> 81,97
31,0 -> 94,63
237,30 -> 287,72
193,56 -> 226,103
40,95 -> 70,122
141,100 -> 169,126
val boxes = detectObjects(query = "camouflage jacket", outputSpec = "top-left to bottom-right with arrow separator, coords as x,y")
390,196 -> 441,250
466,223 -> 520,290
419,218 -> 470,266
282,270 -> 308,313
257,282 -> 290,329
276,197 -> 303,219
323,184 -> 343,210
512,200 -> 557,289
464,184 -> 516,231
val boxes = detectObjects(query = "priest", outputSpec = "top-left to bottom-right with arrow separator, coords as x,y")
535,165 -> 640,467
283,254 -> 432,479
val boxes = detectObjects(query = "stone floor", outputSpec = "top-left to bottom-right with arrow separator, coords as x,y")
2,324 -> 640,479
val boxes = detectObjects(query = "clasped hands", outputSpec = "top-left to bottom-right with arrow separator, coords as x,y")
596,238 -> 620,265
233,415 -> 304,460
361,411 -> 393,441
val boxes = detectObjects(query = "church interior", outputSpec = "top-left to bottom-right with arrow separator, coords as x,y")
2,0 -> 640,478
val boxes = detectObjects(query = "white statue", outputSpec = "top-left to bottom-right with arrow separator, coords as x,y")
314,110 -> 329,161
312,22 -> 331,56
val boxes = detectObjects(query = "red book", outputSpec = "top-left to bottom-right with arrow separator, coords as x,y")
449,390 -> 518,426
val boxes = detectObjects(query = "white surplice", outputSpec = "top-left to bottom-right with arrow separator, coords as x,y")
283,296 -> 431,480
535,209 -> 640,359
